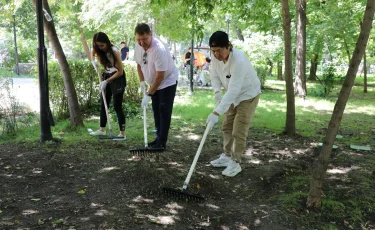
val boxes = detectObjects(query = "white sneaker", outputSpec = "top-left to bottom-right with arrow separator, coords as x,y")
210,153 -> 231,167
222,160 -> 242,177
90,129 -> 106,136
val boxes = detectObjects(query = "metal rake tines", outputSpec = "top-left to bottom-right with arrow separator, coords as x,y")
129,148 -> 164,157
162,187 -> 204,202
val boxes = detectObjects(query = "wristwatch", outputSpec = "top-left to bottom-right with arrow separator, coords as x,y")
146,92 -> 153,97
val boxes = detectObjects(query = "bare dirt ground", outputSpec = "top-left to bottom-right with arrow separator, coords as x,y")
1,127 -> 374,230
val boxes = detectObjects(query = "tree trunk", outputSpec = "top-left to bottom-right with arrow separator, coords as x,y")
294,0 -> 307,97
77,20 -> 91,61
282,0 -> 296,135
267,58 -> 273,76
364,50 -> 368,93
277,61 -> 283,80
32,0 -> 84,126
343,34 -> 351,64
308,54 -> 318,81
307,0 -> 375,209
236,26 -> 245,42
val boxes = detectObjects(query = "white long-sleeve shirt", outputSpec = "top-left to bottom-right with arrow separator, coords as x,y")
210,47 -> 261,115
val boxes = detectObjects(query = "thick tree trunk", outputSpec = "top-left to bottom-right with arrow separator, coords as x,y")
294,0 -> 307,97
32,0 -> 84,126
307,0 -> 375,208
282,0 -> 296,135
308,54 -> 318,81
277,61 -> 283,80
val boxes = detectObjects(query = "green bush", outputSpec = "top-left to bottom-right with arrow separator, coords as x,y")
254,64 -> 268,89
47,60 -> 142,120
310,66 -> 336,97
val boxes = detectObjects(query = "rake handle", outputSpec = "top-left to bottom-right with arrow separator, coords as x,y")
182,125 -> 210,190
143,88 -> 148,148
95,67 -> 112,137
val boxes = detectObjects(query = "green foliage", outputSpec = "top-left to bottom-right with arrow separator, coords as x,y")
0,73 -> 38,138
18,40 -> 38,63
254,64 -> 268,89
321,199 -> 346,218
310,66 -> 336,97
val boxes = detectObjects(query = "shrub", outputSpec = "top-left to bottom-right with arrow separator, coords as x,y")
310,66 -> 336,97
254,64 -> 268,89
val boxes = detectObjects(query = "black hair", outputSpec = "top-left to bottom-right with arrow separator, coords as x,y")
92,32 -> 118,70
134,23 -> 151,35
209,31 -> 230,48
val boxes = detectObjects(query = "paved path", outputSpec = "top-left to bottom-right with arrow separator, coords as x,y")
9,78 -> 40,112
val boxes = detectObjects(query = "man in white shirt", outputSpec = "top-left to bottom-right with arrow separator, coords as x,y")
134,23 -> 179,150
206,31 -> 261,177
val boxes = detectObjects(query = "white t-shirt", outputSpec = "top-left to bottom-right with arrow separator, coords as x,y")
210,47 -> 261,115
105,46 -> 119,73
135,37 -> 178,90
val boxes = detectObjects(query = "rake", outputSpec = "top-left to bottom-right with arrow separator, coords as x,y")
91,60 -> 124,141
129,90 -> 164,156
162,125 -> 210,202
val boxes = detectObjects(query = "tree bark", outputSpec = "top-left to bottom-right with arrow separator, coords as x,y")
308,54 -> 318,81
32,0 -> 84,126
307,0 -> 375,209
294,0 -> 307,97
77,19 -> 91,61
277,61 -> 283,80
364,50 -> 368,93
267,58 -> 273,76
282,0 -> 296,135
236,26 -> 245,42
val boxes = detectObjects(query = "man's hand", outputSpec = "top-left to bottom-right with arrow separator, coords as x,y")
214,92 -> 222,107
140,81 -> 147,94
99,80 -> 108,91
141,94 -> 151,108
206,113 -> 219,131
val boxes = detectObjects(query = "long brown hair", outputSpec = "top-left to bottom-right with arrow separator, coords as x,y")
92,32 -> 118,70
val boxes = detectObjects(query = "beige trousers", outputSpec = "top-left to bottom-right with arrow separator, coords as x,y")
222,94 -> 260,162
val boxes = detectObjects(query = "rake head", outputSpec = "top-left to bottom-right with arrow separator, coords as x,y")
129,147 -> 165,157
99,136 -> 125,140
162,187 -> 204,202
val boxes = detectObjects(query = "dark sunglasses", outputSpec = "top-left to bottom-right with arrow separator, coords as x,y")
143,52 -> 147,64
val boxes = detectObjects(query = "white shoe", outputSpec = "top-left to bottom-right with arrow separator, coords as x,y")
222,160 -> 242,177
90,129 -> 106,136
210,153 -> 231,167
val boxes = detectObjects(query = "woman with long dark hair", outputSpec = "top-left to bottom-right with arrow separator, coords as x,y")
90,32 -> 127,138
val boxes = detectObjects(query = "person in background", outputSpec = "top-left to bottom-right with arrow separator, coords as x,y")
184,47 -> 192,80
90,32 -> 127,138
197,57 -> 211,86
120,41 -> 129,61
134,23 -> 178,150
206,31 -> 261,177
